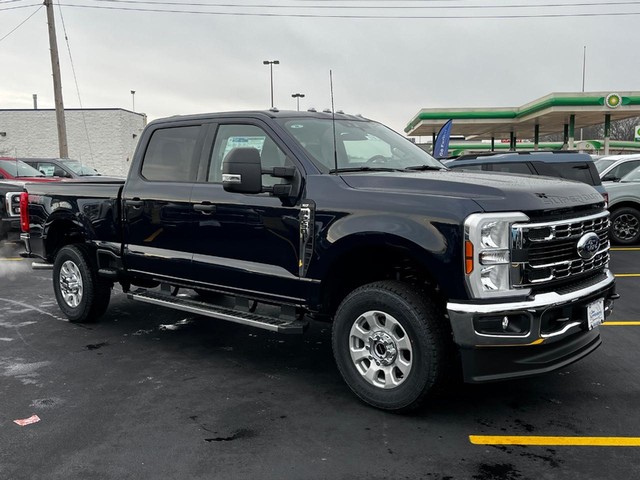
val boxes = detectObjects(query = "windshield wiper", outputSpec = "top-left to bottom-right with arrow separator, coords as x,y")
404,165 -> 447,171
329,166 -> 405,173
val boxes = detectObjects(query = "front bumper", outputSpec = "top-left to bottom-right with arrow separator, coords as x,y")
447,270 -> 617,382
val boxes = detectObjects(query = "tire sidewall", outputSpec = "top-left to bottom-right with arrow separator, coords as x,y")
332,285 -> 436,411
53,245 -> 95,322
610,207 -> 640,245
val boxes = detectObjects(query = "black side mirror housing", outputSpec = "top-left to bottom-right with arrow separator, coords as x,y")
222,148 -> 263,194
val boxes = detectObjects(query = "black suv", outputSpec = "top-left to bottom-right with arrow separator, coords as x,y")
443,151 -> 608,203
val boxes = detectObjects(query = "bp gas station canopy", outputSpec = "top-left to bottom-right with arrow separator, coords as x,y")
405,91 -> 640,153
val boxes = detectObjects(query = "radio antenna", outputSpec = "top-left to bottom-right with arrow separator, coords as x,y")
330,70 -> 338,174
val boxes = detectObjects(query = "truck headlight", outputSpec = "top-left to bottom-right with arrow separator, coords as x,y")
464,212 -> 530,299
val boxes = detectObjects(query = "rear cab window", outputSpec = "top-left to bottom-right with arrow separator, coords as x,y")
535,161 -> 600,186
141,126 -> 202,182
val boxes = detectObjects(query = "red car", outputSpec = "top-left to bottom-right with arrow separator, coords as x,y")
0,157 -> 63,182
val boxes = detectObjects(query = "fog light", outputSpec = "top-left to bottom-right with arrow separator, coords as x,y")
474,314 -> 530,336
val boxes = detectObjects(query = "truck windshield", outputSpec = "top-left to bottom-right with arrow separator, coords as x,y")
277,117 -> 444,173
0,159 -> 45,177
61,159 -> 99,176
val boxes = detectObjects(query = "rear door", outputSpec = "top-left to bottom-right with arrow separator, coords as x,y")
122,121 -> 206,281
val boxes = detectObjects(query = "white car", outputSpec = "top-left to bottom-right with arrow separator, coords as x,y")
595,154 -> 640,182
606,166 -> 640,244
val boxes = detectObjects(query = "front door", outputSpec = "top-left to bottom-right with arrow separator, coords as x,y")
189,121 -> 305,302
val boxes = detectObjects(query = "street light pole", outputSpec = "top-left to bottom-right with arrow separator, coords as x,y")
263,60 -> 279,108
131,90 -> 136,112
291,93 -> 305,111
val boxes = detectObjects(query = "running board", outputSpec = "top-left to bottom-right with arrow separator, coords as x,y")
127,289 -> 307,334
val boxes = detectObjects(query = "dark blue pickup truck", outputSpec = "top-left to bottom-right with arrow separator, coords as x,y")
20,110 -> 617,411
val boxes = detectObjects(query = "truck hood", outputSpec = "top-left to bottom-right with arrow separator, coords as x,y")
340,170 -> 605,212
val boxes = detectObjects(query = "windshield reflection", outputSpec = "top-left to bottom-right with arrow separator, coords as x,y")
277,117 -> 444,173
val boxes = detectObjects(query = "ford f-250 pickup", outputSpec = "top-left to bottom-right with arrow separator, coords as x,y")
20,110 -> 618,411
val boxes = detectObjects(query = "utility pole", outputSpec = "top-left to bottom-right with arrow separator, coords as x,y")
45,0 -> 69,158
580,45 -> 586,142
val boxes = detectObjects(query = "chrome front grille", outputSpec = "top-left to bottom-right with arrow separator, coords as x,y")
512,211 -> 610,287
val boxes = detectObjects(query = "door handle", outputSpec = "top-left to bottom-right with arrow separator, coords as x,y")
194,203 -> 217,214
126,198 -> 144,207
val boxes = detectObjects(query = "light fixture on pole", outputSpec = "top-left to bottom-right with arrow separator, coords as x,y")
131,90 -> 136,112
291,93 -> 305,111
263,60 -> 279,108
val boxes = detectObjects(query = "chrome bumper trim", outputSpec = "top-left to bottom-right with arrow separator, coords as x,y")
447,269 -> 615,315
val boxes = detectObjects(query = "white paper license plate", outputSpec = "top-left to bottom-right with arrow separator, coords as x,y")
587,298 -> 604,330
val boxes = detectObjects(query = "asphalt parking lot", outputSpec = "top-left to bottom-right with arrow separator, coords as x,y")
1,240 -> 639,480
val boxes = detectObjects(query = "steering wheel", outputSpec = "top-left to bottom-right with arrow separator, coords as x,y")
366,155 -> 389,165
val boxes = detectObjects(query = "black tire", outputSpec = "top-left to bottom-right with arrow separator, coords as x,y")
332,280 -> 452,412
52,245 -> 111,323
610,207 -> 640,245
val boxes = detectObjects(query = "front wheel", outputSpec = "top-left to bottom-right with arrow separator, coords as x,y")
610,207 -> 640,245
53,245 -> 111,323
332,280 -> 452,412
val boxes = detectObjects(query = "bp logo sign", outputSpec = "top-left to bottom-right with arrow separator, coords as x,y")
605,93 -> 622,109
635,125 -> 640,141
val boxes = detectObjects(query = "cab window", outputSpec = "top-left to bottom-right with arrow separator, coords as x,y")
207,124 -> 289,186
141,126 -> 201,182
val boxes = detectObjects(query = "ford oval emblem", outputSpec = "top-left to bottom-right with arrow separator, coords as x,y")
577,232 -> 600,260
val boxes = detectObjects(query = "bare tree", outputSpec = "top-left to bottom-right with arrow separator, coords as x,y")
611,116 -> 640,140
540,116 -> 640,143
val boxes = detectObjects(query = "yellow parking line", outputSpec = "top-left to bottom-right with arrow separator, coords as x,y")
0,258 -> 23,261
602,321 -> 640,326
614,274 -> 640,277
469,435 -> 640,447
610,247 -> 640,251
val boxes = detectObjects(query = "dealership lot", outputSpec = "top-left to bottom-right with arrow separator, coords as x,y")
0,241 -> 639,480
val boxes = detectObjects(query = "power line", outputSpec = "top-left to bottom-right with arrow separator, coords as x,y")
0,3 -> 41,11
55,3 -> 640,18
89,0 -> 640,9
56,0 -> 94,163
0,4 -> 42,43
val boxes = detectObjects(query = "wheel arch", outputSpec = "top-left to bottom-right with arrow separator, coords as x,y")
312,232 -> 460,317
609,200 -> 640,213
43,212 -> 94,263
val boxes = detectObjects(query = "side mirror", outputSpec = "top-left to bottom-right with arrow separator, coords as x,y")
222,148 -> 263,194
602,173 -> 617,182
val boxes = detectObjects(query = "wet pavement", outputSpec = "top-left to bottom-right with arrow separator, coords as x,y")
0,240 -> 639,479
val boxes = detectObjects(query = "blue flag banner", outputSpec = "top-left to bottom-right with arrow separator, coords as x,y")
433,119 -> 453,159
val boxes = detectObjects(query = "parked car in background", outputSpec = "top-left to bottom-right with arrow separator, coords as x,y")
443,151 -> 608,203
19,157 -> 122,180
595,154 -> 640,182
0,158 -> 62,182
605,166 -> 640,244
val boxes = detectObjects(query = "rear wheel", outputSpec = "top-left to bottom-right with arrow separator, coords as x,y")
332,280 -> 452,412
610,207 -> 640,245
53,245 -> 111,323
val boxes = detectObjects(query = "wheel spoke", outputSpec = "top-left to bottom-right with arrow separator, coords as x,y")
350,346 -> 370,363
351,322 -> 370,343
364,363 -> 383,386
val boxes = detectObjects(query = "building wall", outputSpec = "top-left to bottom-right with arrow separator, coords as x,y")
0,109 -> 147,177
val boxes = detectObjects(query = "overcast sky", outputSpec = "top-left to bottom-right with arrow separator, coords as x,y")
1,0 -> 639,136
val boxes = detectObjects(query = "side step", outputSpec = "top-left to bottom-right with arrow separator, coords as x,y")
127,289 -> 307,334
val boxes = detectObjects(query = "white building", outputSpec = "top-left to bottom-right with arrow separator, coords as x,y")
0,108 -> 147,177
